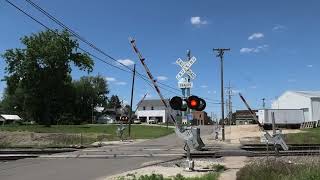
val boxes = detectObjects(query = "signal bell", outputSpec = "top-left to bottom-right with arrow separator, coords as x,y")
169,96 -> 206,111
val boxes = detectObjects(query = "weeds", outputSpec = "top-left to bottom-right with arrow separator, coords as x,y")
236,158 -> 320,180
117,173 -> 219,180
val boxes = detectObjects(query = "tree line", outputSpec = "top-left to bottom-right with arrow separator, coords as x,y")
0,30 -> 126,126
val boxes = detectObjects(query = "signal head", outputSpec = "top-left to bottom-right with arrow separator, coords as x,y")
187,96 -> 200,110
169,96 -> 183,110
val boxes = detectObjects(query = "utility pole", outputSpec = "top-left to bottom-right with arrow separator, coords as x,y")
226,82 -> 233,126
262,98 -> 266,109
213,48 -> 230,141
186,50 -> 191,126
128,64 -> 136,137
91,98 -> 94,124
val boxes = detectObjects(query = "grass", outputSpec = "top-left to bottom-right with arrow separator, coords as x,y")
0,124 -> 174,140
0,124 -> 174,147
284,127 -> 320,144
236,159 -> 320,180
207,164 -> 226,172
117,173 -> 219,180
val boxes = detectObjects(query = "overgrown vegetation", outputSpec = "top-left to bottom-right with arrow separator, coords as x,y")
284,127 -> 320,144
237,159 -> 320,180
0,124 -> 174,147
207,164 -> 226,172
117,173 -> 219,180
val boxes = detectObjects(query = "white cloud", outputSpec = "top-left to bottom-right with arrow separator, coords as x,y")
240,48 -> 256,53
272,24 -> 287,32
117,59 -> 135,66
307,64 -> 313,68
115,81 -> 127,85
240,44 -> 268,54
190,16 -> 208,26
248,33 -> 264,40
201,85 -> 208,88
249,85 -> 257,89
156,76 -> 168,81
105,77 -> 116,82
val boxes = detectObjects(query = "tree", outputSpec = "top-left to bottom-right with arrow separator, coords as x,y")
2,30 -> 94,126
107,95 -> 122,109
72,75 -> 109,123
123,105 -> 132,116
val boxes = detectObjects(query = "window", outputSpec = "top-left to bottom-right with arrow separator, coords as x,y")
143,106 -> 146,110
151,106 -> 154,110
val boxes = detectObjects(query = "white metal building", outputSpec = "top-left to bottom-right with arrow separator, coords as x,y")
135,99 -> 179,123
271,91 -> 320,122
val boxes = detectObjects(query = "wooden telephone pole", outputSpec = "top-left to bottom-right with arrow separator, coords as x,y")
213,48 -> 230,141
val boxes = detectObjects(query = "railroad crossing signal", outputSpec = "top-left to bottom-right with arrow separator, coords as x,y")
170,96 -> 206,111
176,57 -> 197,80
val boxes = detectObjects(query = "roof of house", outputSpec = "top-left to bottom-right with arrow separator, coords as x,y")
139,99 -> 169,107
292,91 -> 320,98
0,114 -> 22,121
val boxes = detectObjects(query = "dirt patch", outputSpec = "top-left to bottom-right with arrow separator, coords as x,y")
203,125 -> 302,145
102,156 -> 249,180
0,131 -> 101,147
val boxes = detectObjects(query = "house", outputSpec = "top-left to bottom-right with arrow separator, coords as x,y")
135,99 -> 179,123
234,110 -> 258,125
0,114 -> 22,124
272,91 -> 320,123
191,111 -> 210,125
97,114 -> 116,124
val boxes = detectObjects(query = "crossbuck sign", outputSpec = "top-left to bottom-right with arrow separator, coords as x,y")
176,56 -> 197,80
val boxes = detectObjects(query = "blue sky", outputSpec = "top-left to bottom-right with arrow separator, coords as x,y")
0,0 -> 319,116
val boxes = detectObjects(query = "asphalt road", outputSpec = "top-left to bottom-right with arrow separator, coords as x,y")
0,157 -> 177,180
0,126 -> 214,180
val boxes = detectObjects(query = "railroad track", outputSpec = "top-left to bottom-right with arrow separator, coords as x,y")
241,144 -> 320,151
186,144 -> 320,158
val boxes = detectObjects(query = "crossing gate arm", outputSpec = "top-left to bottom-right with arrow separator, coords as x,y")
129,38 -> 176,124
238,93 -> 288,151
129,38 -> 204,150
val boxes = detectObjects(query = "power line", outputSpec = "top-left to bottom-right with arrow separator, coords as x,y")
7,0 -> 217,105
24,0 -> 182,94
5,0 -> 179,99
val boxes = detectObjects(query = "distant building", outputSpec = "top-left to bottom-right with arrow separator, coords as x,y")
135,99 -> 179,123
234,110 -> 258,125
0,114 -> 22,124
191,111 -> 210,125
272,91 -> 320,123
97,114 -> 116,124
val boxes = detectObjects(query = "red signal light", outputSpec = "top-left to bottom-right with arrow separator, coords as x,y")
190,99 -> 198,107
187,96 -> 200,110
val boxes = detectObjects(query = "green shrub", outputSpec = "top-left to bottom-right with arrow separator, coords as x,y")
237,159 -> 320,180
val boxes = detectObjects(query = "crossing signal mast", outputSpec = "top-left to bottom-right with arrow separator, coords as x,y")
129,38 -> 205,171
